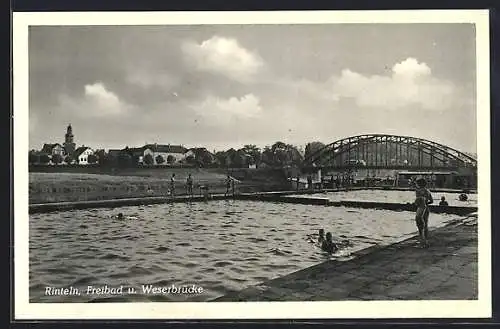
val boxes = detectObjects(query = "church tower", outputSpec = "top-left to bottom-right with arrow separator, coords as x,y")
64,124 -> 76,156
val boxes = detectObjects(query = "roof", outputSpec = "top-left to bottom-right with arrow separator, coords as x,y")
188,147 -> 215,156
108,149 -> 122,157
41,143 -> 62,153
73,146 -> 91,158
123,147 -> 145,157
143,144 -> 187,154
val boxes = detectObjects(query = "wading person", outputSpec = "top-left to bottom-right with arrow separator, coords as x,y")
186,173 -> 194,197
439,196 -> 449,206
414,178 -> 433,248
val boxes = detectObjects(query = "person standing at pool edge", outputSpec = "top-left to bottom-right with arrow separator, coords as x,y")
170,173 -> 176,198
225,175 -> 232,196
414,177 -> 433,247
186,173 -> 194,197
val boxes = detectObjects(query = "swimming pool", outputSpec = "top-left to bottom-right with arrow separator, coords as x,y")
29,199 -> 458,302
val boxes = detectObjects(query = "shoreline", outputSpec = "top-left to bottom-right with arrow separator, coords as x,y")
213,214 -> 478,301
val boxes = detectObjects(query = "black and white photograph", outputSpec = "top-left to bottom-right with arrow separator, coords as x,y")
14,10 -> 491,319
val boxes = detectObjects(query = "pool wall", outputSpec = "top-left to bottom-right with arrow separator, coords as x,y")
29,189 -> 477,216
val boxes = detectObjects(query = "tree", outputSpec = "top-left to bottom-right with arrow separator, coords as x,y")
304,141 -> 326,161
261,146 -> 274,166
117,153 -> 133,167
214,151 -> 228,167
201,153 -> 213,166
39,154 -> 50,164
29,152 -> 38,165
225,148 -> 243,168
261,142 -> 303,167
64,156 -> 72,164
241,144 -> 261,166
193,150 -> 213,167
87,154 -> 98,164
167,155 -> 175,164
52,154 -> 63,165
155,155 -> 165,165
185,155 -> 196,165
94,149 -> 107,166
143,154 -> 154,166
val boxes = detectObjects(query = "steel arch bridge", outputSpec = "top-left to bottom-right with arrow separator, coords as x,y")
303,134 -> 477,170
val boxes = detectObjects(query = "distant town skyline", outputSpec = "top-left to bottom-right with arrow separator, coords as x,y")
29,24 -> 477,153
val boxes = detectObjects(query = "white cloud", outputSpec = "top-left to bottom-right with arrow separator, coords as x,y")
392,57 -> 431,78
331,57 -> 456,110
182,36 -> 263,83
190,94 -> 263,124
59,82 -> 131,117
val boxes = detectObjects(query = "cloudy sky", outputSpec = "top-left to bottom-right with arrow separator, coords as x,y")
29,24 -> 477,153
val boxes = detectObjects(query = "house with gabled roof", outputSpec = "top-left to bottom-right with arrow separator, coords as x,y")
74,146 -> 95,165
41,143 -> 65,157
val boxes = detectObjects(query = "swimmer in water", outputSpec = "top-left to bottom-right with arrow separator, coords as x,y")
321,232 -> 338,254
318,228 -> 325,244
439,196 -> 449,206
115,213 -> 124,220
414,178 -> 433,248
459,193 -> 468,201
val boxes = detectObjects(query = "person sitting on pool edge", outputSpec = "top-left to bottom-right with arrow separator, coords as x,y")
439,196 -> 449,206
321,232 -> 338,254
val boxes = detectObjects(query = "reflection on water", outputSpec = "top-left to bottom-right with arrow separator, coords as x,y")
30,198 -> 456,302
290,190 -> 477,207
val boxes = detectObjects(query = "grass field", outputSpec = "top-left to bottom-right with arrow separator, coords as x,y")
29,168 -> 289,203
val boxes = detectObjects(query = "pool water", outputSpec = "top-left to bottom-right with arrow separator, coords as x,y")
30,199 -> 457,302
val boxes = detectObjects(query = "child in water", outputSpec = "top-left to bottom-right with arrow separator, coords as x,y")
414,178 -> 433,247
321,232 -> 338,254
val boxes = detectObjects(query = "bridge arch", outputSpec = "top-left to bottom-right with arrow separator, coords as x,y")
304,134 -> 476,169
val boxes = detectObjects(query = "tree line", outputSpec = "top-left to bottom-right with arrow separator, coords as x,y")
29,141 -> 329,168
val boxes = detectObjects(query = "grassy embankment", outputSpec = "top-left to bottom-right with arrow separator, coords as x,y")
29,167 -> 289,204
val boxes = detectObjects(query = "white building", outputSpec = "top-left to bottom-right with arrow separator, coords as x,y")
74,146 -> 95,165
142,144 -> 187,165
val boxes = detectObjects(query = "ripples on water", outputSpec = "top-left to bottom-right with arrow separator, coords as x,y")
30,198 -> 456,302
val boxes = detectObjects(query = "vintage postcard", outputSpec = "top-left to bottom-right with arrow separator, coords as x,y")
13,10 -> 491,319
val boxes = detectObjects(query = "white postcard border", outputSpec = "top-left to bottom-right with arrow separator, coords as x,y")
14,9 -> 491,319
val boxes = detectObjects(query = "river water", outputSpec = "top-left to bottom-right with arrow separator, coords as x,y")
30,198 -> 458,303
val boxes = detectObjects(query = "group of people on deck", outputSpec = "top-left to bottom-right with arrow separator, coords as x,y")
161,173 -> 236,199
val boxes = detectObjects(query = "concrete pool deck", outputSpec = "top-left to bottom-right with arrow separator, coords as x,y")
214,214 -> 478,301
